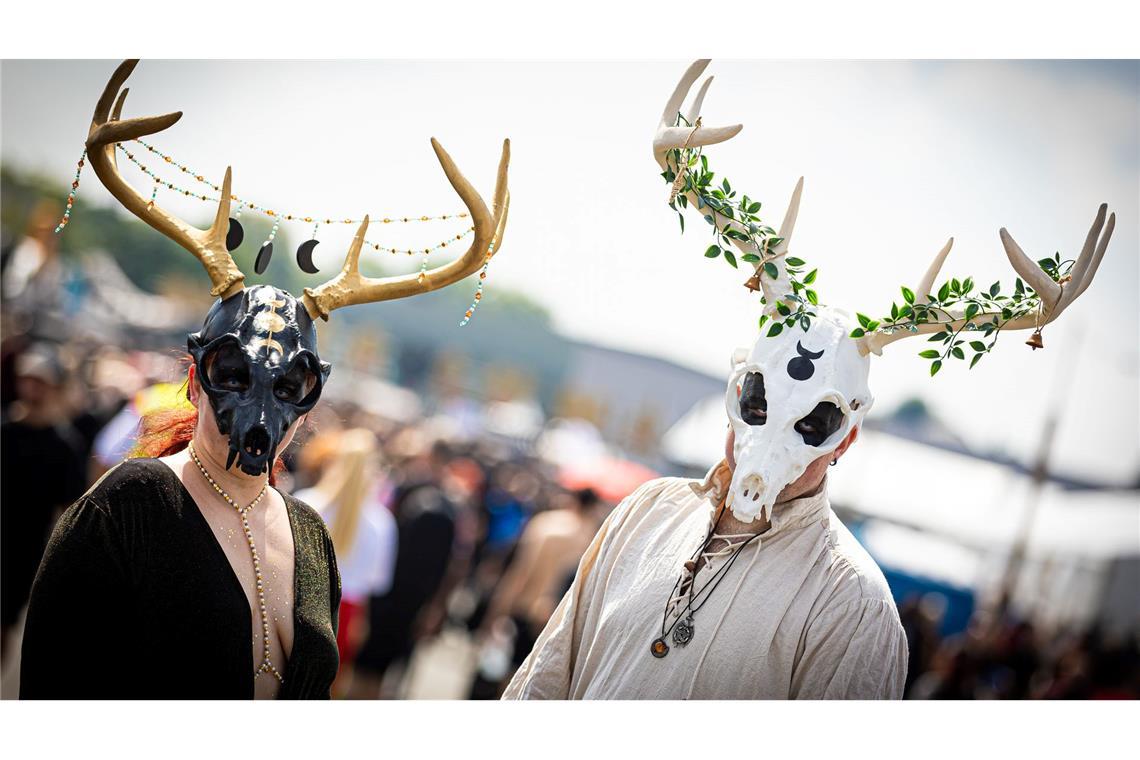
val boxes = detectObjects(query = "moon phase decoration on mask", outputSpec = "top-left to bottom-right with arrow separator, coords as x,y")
295,239 -> 321,274
225,217 -> 244,252
254,242 -> 274,274
787,340 -> 825,381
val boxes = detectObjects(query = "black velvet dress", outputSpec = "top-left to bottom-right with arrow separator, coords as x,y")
20,458 -> 341,699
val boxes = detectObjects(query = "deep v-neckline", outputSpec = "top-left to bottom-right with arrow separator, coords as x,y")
162,459 -> 302,690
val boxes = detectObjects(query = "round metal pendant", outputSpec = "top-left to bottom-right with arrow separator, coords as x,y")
650,637 -> 670,658
672,616 -> 695,647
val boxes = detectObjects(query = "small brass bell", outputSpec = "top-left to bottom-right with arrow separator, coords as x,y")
1026,330 -> 1044,350
744,271 -> 763,292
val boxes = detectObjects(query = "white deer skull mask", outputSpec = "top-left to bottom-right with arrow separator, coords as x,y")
725,308 -> 873,522
656,60 -> 1116,523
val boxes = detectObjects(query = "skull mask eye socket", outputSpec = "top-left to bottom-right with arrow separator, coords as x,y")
203,341 -> 250,393
739,372 -> 768,425
273,356 -> 319,405
794,401 -> 845,447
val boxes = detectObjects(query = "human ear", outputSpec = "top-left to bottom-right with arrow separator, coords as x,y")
832,426 -> 859,462
187,364 -> 201,407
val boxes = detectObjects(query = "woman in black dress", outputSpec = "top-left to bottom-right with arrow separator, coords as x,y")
20,355 -> 342,699
19,59 -> 510,699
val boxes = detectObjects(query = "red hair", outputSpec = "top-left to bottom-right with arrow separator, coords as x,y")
130,363 -> 286,485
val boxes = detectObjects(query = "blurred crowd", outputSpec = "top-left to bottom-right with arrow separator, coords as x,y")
2,206 -> 1137,700
900,594 -> 1140,699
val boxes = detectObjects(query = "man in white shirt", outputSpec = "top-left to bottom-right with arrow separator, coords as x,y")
502,328 -> 908,699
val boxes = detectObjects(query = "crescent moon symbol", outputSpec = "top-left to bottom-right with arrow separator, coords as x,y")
254,242 -> 274,275
296,239 -> 321,274
226,217 -> 245,251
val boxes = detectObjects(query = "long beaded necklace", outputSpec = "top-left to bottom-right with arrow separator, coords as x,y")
187,441 -> 283,684
650,520 -> 763,659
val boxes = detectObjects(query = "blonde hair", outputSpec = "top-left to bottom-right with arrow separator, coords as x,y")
315,429 -> 380,558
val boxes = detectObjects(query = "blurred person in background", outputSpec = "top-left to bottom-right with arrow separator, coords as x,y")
1,201 -> 65,324
0,344 -> 88,664
472,487 -> 602,697
348,437 -> 467,698
294,429 -> 397,697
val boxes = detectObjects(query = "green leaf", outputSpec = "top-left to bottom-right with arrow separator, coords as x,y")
724,251 -> 738,268
989,281 -> 1001,298
857,312 -> 872,329
898,304 -> 913,318
800,315 -> 811,332
970,353 -> 983,369
890,302 -> 899,320
901,286 -> 916,304
930,360 -> 942,377
928,332 -> 948,342
704,245 -> 721,258
969,341 -> 986,352
849,327 -> 866,338
805,289 -> 818,306
677,213 -> 685,234
748,202 -> 761,213
963,277 -> 974,294
951,278 -> 961,293
776,301 -> 792,316
919,350 -> 940,359
742,253 -> 760,263
767,322 -> 784,337
965,303 -> 979,320
785,257 -> 805,267
803,269 -> 818,285
764,262 -> 779,279
951,346 -> 965,360
704,215 -> 715,226
937,282 -> 951,301
865,320 -> 880,331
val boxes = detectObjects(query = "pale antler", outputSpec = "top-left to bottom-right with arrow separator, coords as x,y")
86,60 -> 245,299
302,138 -> 510,321
654,59 -> 802,316
857,204 -> 1116,356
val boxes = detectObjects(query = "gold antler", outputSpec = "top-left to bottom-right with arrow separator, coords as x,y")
302,138 -> 510,321
86,59 -> 245,299
856,204 -> 1116,356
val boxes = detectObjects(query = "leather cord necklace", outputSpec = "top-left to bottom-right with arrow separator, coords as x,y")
650,519 -> 763,659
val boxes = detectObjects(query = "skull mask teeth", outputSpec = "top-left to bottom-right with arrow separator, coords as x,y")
724,307 -> 873,522
188,285 -> 331,476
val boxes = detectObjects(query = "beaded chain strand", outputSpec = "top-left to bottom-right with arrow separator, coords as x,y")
187,441 -> 283,685
56,140 -> 498,323
53,150 -> 87,233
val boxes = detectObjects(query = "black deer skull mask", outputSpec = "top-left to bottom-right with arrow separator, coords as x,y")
188,285 -> 331,476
